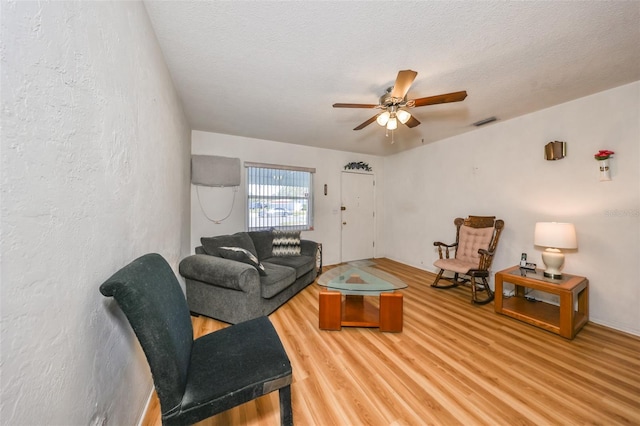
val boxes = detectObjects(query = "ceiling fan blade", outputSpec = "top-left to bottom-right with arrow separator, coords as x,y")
390,70 -> 418,99
405,116 -> 421,128
333,103 -> 378,108
412,91 -> 468,107
353,115 -> 378,130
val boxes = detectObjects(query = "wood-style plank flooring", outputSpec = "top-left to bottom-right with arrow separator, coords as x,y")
142,258 -> 640,425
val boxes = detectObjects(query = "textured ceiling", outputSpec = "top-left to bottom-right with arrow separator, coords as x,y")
144,1 -> 640,156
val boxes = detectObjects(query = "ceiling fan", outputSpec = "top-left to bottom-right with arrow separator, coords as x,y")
333,70 -> 467,133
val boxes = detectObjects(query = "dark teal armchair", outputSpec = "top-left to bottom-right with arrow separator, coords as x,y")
100,253 -> 293,425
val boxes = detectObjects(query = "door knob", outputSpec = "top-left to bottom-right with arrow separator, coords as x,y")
342,222 -> 347,225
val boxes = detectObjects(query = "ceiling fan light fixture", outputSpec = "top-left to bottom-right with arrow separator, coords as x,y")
386,116 -> 398,130
396,109 -> 411,124
376,111 -> 390,126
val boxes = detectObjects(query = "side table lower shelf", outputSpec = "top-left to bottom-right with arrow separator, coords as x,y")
495,266 -> 589,339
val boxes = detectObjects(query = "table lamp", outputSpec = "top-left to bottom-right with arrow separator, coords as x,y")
534,222 -> 577,279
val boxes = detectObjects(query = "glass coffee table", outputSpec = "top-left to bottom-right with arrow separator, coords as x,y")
317,264 -> 407,332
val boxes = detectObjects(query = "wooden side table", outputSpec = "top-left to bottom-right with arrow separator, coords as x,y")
495,266 -> 589,339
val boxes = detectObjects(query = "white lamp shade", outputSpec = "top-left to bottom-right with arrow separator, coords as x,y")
396,109 -> 411,124
386,117 -> 398,130
534,222 -> 577,249
376,111 -> 390,126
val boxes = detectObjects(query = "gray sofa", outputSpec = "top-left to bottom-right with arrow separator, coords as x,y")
179,230 -> 318,324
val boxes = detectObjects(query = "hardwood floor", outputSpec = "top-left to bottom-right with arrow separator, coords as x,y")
142,258 -> 640,425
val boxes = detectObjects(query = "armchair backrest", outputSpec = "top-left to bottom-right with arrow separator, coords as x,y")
100,253 -> 193,415
454,216 -> 505,270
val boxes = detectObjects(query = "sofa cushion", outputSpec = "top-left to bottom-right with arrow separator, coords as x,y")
201,232 -> 258,258
248,230 -> 274,261
272,230 -> 301,257
260,263 -> 296,299
218,247 -> 267,276
263,255 -> 315,279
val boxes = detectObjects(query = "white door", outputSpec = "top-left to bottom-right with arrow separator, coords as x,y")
341,172 -> 375,262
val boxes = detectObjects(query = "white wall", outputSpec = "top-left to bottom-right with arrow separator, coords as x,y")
382,81 -> 640,336
1,2 -> 191,425
191,131 -> 384,266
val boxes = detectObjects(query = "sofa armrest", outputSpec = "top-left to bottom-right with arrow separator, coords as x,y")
179,254 -> 259,292
300,239 -> 318,257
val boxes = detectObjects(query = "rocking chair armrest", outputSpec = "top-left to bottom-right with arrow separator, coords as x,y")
477,248 -> 495,257
434,241 -> 457,260
434,241 -> 457,248
476,249 -> 495,271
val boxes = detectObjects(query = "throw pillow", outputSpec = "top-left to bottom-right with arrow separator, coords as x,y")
272,230 -> 301,257
201,232 -> 258,258
218,246 -> 267,276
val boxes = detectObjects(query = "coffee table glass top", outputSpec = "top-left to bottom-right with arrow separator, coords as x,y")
317,264 -> 407,295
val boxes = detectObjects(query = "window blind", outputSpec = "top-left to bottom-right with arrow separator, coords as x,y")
246,164 -> 314,231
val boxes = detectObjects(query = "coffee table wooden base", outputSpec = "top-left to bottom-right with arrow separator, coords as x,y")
319,290 -> 403,332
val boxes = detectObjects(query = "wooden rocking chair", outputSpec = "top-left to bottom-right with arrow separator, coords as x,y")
432,216 -> 505,304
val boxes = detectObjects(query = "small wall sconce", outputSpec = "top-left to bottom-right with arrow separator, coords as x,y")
545,141 -> 566,160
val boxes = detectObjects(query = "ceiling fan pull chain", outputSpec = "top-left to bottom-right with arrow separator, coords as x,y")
384,128 -> 395,144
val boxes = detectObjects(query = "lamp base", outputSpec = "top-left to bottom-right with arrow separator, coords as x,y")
541,248 -> 565,280
543,271 -> 563,279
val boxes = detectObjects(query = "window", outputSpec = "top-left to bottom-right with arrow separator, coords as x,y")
246,162 -> 315,231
